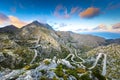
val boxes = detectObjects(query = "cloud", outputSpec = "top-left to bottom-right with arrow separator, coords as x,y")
54,5 -> 80,19
59,23 -> 67,27
54,22 -> 57,25
0,12 -> 27,28
112,23 -> 120,29
79,7 -> 100,18
107,2 -> 120,10
9,16 -> 27,28
93,24 -> 107,30
0,13 -> 9,24
70,7 -> 79,14
54,5 -> 70,19
75,28 -> 89,32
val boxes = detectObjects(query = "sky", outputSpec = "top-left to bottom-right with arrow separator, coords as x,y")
0,0 -> 120,32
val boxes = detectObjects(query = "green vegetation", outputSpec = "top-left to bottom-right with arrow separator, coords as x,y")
53,76 -> 59,80
40,76 -> 47,80
66,68 -> 80,80
43,59 -> 51,65
49,49 -> 59,58
80,45 -> 92,53
39,70 -> 47,75
63,74 -> 68,80
23,63 -> 39,70
92,67 -> 106,80
54,64 -> 64,77
80,73 -> 92,80
76,68 -> 86,73
3,39 -> 9,44
13,47 -> 34,68
54,64 -> 93,80
58,45 -> 70,59
54,64 -> 69,80
14,47 -> 34,63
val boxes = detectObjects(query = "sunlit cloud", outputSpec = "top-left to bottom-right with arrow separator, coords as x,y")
9,16 -> 27,28
111,23 -> 120,32
75,24 -> 113,32
87,23 -> 120,32
0,12 -> 27,28
93,24 -> 107,30
80,7 -> 100,18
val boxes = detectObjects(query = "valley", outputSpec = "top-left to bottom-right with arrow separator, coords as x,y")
0,21 -> 120,80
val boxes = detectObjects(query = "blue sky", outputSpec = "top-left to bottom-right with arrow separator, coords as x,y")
0,0 -> 120,32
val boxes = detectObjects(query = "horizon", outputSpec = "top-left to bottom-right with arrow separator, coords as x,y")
0,0 -> 120,33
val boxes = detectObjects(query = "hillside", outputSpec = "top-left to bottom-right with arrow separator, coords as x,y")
0,21 -> 120,80
86,44 -> 120,80
56,31 -> 106,48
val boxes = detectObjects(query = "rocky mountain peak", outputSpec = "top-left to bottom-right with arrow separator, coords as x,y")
22,20 -> 53,30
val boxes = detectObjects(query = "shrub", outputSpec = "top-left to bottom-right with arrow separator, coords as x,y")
40,70 -> 46,75
43,59 -> 51,65
66,69 -> 80,80
13,47 -> 34,67
54,64 -> 64,77
76,68 -> 86,73
40,76 -> 47,80
23,65 -> 30,70
23,63 -> 39,70
80,73 -> 92,80
53,76 -> 59,80
63,74 -> 68,80
92,67 -> 106,80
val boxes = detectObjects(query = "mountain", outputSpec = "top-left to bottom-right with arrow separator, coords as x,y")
56,31 -> 106,48
0,25 -> 19,34
0,21 -> 120,80
16,20 -> 60,50
0,21 -> 108,69
22,21 -> 53,30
